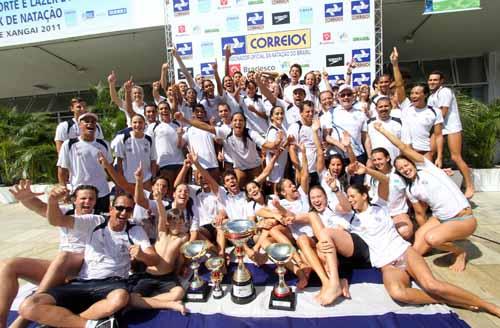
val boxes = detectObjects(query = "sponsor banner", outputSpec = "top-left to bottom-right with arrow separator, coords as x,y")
424,0 -> 481,14
352,72 -> 371,87
0,0 -> 164,48
178,67 -> 194,80
169,0 -> 375,80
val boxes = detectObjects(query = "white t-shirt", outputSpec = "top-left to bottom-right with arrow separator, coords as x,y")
120,101 -> 145,127
132,190 -> 170,224
427,86 -> 462,135
200,95 -> 225,121
365,171 -> 408,217
401,104 -> 443,152
54,118 -> 104,142
317,206 -> 351,230
223,91 -> 242,115
217,186 -> 249,221
148,120 -> 184,167
115,133 -> 156,183
58,205 -> 89,253
241,95 -> 269,136
366,116 -> 402,163
350,200 -> 410,268
57,137 -> 112,197
263,98 -> 296,131
74,214 -> 151,280
246,197 -> 274,222
265,124 -> 288,183
406,158 -> 469,221
279,187 -> 313,238
215,121 -> 234,164
178,102 -> 194,125
331,107 -> 368,156
189,185 -> 219,227
215,125 -> 264,170
183,126 -> 218,169
287,120 -> 320,173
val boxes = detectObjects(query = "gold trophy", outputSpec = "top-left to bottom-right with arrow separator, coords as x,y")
266,243 -> 296,311
205,256 -> 225,299
180,240 -> 210,302
223,219 -> 256,304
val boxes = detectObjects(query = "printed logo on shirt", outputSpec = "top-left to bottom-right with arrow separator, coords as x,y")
173,0 -> 190,15
176,42 -> 193,58
247,11 -> 264,30
324,2 -> 343,22
352,48 -> 370,67
352,72 -> 371,87
272,11 -> 290,25
326,54 -> 345,67
351,0 -> 370,19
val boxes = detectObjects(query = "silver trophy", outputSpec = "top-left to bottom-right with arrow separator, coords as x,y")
265,243 -> 296,311
223,219 -> 256,304
205,256 -> 225,299
180,240 -> 210,302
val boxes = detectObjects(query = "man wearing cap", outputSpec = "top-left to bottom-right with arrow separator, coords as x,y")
57,112 -> 113,214
54,98 -> 105,153
327,84 -> 370,184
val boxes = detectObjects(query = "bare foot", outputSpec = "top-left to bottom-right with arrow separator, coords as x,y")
340,278 -> 351,298
464,186 -> 475,200
165,300 -> 189,315
450,251 -> 467,272
296,267 -> 312,290
314,289 -> 323,304
319,282 -> 342,306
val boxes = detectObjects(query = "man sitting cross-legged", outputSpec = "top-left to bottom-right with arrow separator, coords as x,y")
19,188 -> 159,328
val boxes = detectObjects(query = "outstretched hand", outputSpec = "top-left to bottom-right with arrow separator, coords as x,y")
9,179 -> 44,202
48,185 -> 69,202
134,162 -> 144,181
107,71 -> 117,84
390,47 -> 399,65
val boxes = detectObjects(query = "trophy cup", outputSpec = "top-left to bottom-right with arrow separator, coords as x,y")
180,240 -> 211,302
265,243 -> 296,311
223,219 -> 256,304
205,256 -> 225,299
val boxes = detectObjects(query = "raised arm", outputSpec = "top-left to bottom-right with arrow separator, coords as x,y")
107,71 -> 124,108
224,45 -> 231,77
345,60 -> 356,86
134,163 -> 150,209
47,186 -> 74,228
160,62 -> 170,95
174,112 -> 216,135
325,175 -> 351,213
253,149 -> 282,185
373,122 -> 424,163
254,72 -> 277,105
172,48 -> 196,89
341,131 -> 357,164
298,143 -> 310,194
123,78 -> 135,119
97,152 -> 135,194
152,80 -> 162,104
153,189 -> 168,233
188,151 -> 220,196
322,70 -> 332,92
212,60 -> 223,97
354,161 -> 389,201
390,47 -> 406,104
174,158 -> 192,188
312,119 -> 325,173
9,180 -> 47,217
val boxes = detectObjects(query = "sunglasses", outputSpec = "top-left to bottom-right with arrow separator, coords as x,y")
339,93 -> 353,98
114,205 -> 134,213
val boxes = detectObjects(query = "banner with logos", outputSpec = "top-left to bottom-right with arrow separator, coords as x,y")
0,0 -> 164,48
424,0 -> 481,14
168,0 -> 376,86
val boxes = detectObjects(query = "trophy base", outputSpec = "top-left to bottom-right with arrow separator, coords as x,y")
269,291 -> 296,311
184,284 -> 211,302
212,287 -> 224,299
231,279 -> 256,305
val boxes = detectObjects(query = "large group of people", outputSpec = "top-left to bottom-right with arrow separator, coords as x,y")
0,45 -> 498,328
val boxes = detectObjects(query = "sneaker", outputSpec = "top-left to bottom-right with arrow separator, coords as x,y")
86,316 -> 118,328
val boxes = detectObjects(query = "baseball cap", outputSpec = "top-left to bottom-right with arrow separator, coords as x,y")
338,84 -> 354,94
292,85 -> 307,94
78,112 -> 98,122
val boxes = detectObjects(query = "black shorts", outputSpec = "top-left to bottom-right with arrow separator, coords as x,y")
128,272 -> 181,297
45,277 -> 127,314
338,233 -> 371,271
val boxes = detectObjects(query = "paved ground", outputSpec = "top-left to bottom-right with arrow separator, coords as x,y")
0,192 -> 499,327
